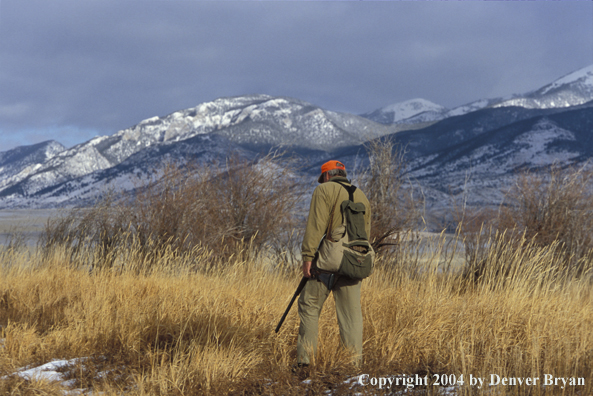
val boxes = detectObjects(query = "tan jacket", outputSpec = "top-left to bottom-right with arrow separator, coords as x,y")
301,177 -> 371,262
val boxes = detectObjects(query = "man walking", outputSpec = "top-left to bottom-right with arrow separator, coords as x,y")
297,160 -> 371,368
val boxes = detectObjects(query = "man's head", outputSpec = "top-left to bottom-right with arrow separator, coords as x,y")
318,160 -> 347,183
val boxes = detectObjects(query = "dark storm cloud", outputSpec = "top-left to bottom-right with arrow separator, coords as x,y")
0,0 -> 592,151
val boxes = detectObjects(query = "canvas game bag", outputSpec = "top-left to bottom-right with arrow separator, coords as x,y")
315,182 -> 374,280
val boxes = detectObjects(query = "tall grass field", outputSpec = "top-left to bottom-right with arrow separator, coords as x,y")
0,232 -> 591,395
1,155 -> 592,395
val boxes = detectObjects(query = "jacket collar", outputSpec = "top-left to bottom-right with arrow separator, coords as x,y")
328,176 -> 351,185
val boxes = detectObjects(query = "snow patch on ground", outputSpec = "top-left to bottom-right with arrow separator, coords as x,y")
4,358 -> 98,395
13,359 -> 77,383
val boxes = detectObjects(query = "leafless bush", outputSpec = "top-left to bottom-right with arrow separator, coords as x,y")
455,164 -> 593,281
454,206 -> 498,266
185,152 -> 306,261
39,192 -> 132,266
499,164 -> 593,273
40,152 -> 306,269
356,138 -> 424,254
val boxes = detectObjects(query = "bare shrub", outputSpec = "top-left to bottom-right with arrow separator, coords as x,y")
498,164 -> 593,273
40,152 -> 306,269
39,191 -> 132,267
356,138 -> 424,254
454,206 -> 498,267
455,164 -> 593,282
185,152 -> 306,261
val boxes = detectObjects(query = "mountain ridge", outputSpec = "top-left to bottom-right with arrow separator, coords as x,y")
1,64 -> 593,212
362,64 -> 593,125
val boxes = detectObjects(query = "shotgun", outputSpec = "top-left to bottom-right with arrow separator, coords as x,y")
275,234 -> 325,333
274,276 -> 309,333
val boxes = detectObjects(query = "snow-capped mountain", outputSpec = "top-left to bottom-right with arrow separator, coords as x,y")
108,94 -> 395,153
0,141 -> 65,191
1,65 -> 593,212
363,64 -> 593,125
494,65 -> 593,110
17,134 -> 252,208
410,102 -> 593,208
0,95 -> 397,202
361,98 -> 448,125
337,100 -> 593,210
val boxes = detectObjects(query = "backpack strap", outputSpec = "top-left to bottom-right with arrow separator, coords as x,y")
331,180 -> 357,202
323,180 -> 356,239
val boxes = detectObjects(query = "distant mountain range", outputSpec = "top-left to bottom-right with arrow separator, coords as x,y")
1,64 -> 592,215
362,65 -> 593,125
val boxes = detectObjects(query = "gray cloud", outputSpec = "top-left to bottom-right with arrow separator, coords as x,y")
0,0 -> 592,151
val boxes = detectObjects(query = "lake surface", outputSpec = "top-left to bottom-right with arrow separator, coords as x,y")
0,209 -> 60,247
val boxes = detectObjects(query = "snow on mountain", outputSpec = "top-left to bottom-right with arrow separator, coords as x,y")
445,98 -> 501,118
96,94 -> 398,158
2,65 -> 593,211
381,98 -> 447,121
402,105 -> 593,209
0,95 -> 397,204
442,64 -> 593,120
360,98 -> 448,125
363,64 -> 593,125
335,100 -> 593,214
17,134 -> 251,208
541,65 -> 593,94
494,64 -> 593,109
0,140 -> 64,174
209,95 -> 397,148
0,141 -> 65,191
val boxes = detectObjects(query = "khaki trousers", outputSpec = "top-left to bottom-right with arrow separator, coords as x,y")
297,275 -> 363,366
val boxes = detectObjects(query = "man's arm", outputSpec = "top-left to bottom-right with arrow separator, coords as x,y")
301,187 -> 330,262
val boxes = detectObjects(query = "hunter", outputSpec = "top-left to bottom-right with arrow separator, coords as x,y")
297,160 -> 372,368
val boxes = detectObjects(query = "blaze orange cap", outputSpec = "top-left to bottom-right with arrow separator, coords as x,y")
318,160 -> 346,183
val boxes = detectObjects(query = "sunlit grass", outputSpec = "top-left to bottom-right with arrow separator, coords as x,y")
0,233 -> 591,395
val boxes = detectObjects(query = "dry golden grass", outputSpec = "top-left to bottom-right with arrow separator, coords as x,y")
0,234 -> 591,395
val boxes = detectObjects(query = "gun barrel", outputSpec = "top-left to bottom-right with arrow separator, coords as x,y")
274,276 -> 308,333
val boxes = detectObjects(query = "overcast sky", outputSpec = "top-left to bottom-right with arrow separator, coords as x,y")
1,1 -> 592,152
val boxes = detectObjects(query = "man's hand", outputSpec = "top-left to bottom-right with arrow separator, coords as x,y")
302,261 -> 312,278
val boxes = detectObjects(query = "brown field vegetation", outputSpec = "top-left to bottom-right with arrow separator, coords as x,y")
1,151 -> 592,395
0,232 -> 591,395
